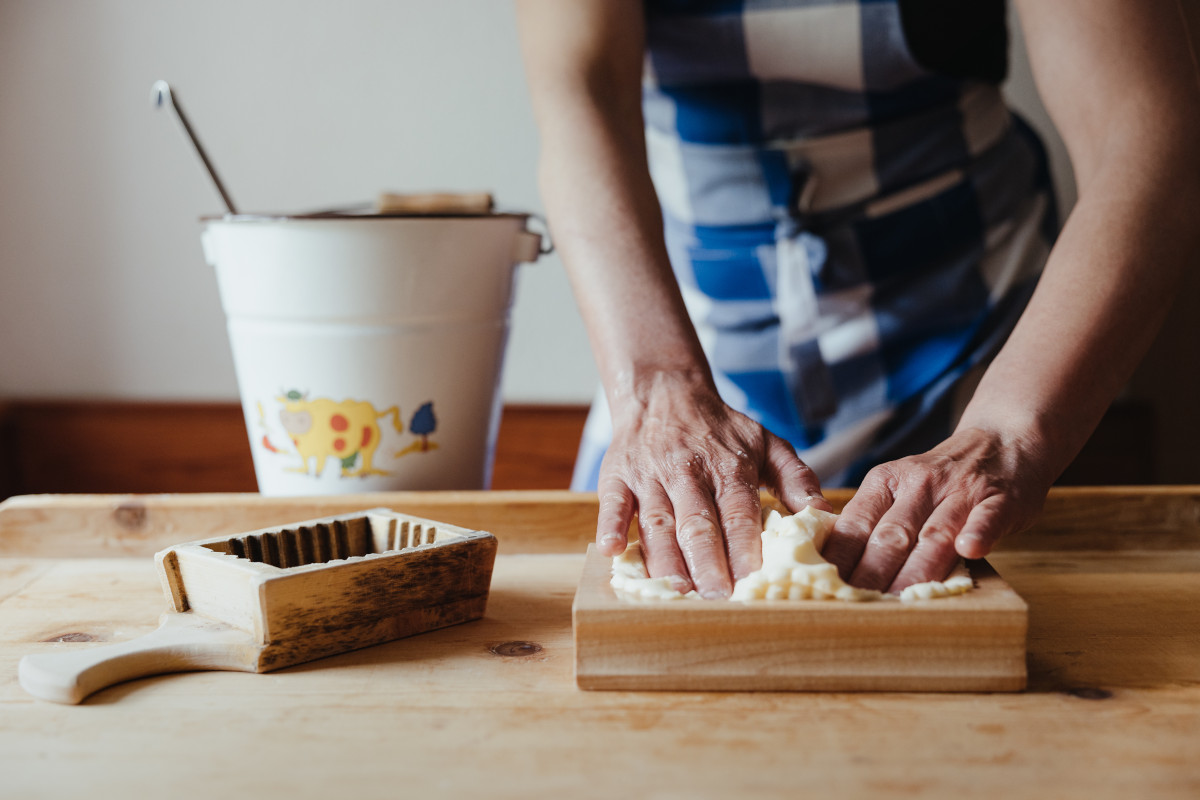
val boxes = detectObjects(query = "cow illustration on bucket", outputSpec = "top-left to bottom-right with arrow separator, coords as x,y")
258,390 -> 438,479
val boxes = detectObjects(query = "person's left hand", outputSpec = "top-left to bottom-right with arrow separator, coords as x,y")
820,426 -> 1055,593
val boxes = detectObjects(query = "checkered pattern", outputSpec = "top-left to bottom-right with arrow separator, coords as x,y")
573,0 -> 1057,489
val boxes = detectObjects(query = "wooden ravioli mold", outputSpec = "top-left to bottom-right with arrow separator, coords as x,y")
573,545 -> 1028,692
19,509 -> 497,704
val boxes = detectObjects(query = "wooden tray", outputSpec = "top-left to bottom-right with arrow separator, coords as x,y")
573,544 -> 1028,691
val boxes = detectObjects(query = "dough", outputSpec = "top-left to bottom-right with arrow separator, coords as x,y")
898,565 -> 974,602
610,544 -> 700,601
609,507 -> 974,604
730,507 -> 881,601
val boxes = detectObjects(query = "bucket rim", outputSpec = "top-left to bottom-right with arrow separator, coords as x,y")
200,211 -> 532,223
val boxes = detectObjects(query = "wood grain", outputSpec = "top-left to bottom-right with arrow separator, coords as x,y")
0,398 -> 1163,500
375,191 -> 494,215
2,400 -> 256,495
1,540 -> 1197,799
17,612 -> 261,705
16,509 -> 498,703
574,545 -> 1027,692
0,491 -> 600,558
0,401 -> 588,498
2,487 -> 1198,559
490,404 -> 587,490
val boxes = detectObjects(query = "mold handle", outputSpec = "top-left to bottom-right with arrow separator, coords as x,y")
18,613 -> 260,705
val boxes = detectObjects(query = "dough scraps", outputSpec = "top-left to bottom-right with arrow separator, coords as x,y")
609,506 -> 974,604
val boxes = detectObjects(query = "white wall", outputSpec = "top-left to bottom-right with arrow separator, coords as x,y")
0,0 -> 1069,406
0,0 -> 598,402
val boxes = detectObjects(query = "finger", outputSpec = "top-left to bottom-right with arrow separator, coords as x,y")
712,467 -> 765,581
849,482 -> 937,591
887,498 -> 972,592
821,471 -> 895,581
761,433 -> 831,513
955,495 -> 1020,559
634,483 -> 692,594
595,475 -> 635,557
666,478 -> 733,599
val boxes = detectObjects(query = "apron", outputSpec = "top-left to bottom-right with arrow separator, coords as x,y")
572,0 -> 1057,489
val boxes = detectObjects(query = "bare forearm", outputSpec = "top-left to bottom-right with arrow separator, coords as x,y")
961,163 -> 1199,472
536,104 -> 715,409
961,0 -> 1200,478
516,0 -> 714,415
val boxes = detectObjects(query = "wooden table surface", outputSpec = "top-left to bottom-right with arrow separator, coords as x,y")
1,489 -> 1198,799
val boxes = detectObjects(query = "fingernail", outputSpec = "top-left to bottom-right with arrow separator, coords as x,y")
666,575 -> 691,593
599,534 -> 623,553
797,494 -> 831,511
700,588 -> 730,600
957,533 -> 984,555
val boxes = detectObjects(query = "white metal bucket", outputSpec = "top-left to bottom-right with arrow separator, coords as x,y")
201,213 -> 544,495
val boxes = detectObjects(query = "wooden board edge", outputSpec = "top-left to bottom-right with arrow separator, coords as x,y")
0,491 -> 601,558
4,487 -> 1200,559
575,671 -> 1029,693
573,545 -> 1028,693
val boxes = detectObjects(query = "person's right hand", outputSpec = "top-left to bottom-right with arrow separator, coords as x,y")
594,374 -> 830,598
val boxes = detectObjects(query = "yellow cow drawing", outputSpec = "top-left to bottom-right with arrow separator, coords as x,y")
276,392 -> 403,478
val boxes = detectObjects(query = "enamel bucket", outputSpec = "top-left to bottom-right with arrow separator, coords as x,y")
201,213 -> 544,495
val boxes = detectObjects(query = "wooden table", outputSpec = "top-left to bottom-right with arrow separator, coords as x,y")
1,489 -> 1197,799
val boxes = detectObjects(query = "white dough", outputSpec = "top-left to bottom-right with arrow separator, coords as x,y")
898,565 -> 974,602
610,544 -> 699,601
609,506 -> 975,604
730,506 -> 881,602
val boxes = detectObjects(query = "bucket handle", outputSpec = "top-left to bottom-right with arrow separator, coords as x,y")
513,213 -> 554,263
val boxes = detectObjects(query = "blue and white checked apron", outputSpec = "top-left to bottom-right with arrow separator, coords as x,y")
572,0 -> 1057,489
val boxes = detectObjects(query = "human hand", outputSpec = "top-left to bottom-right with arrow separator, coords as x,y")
821,427 -> 1054,593
595,376 -> 829,599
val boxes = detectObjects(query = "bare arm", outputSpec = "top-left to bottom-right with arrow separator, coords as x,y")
515,0 -> 828,597
824,0 -> 1200,590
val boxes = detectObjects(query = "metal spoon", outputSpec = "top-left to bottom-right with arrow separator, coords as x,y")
151,80 -> 239,215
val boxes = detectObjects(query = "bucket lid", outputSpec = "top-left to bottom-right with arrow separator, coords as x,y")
201,191 -> 531,222
199,210 -> 532,222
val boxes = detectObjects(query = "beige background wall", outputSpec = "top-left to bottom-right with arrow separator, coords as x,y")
0,0 -> 596,403
0,1 -> 1194,478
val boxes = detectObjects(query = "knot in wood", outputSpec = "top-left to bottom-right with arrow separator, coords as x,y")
42,632 -> 101,643
489,641 -> 543,658
1066,686 -> 1112,700
113,501 -> 147,530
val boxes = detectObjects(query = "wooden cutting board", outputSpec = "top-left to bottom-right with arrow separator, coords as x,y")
573,544 -> 1028,691
17,508 -> 497,704
2,490 -> 1199,800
